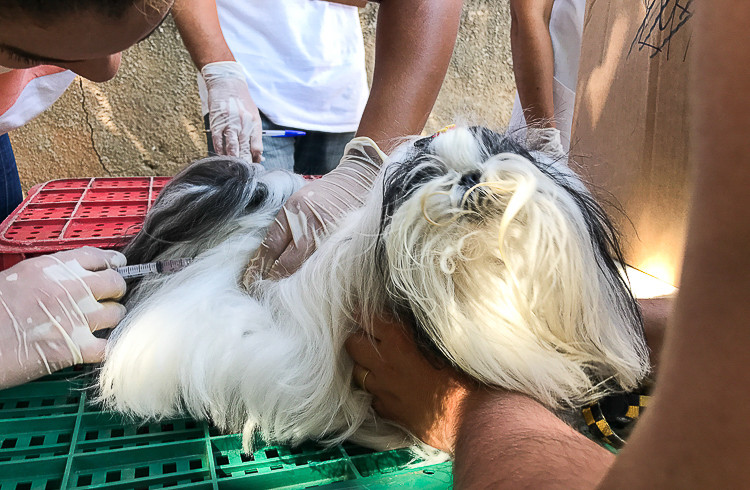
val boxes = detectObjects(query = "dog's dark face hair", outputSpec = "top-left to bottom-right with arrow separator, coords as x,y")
376,127 -> 644,381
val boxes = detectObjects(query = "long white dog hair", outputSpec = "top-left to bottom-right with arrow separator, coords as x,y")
98,127 -> 649,452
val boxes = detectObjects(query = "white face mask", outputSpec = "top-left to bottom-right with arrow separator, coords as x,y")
0,65 -> 12,74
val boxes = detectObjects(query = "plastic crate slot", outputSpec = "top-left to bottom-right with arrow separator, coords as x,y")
161,423 -> 174,432
134,467 -> 149,478
45,479 -> 61,490
44,180 -> 90,190
245,469 -> 258,475
14,401 -> 28,409
215,455 -> 229,466
162,462 -> 177,474
29,436 -> 45,447
65,396 -> 78,404
135,426 -> 149,435
344,444 -> 375,457
57,434 -> 71,444
240,453 -> 254,462
32,190 -> 85,203
15,482 -> 31,490
110,428 -> 124,438
265,449 -> 279,459
41,399 -> 54,407
105,471 -> 121,483
76,474 -> 92,487
423,469 -> 435,475
84,431 -> 98,441
270,464 -> 283,471
188,459 -> 202,470
1,439 -> 16,449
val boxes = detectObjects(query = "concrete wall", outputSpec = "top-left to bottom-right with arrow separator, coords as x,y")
12,1 -> 515,194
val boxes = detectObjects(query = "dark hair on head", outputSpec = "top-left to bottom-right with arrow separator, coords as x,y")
0,0 -> 165,21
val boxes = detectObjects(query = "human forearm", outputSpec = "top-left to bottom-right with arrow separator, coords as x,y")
599,5 -> 750,487
172,0 -> 235,69
357,0 -> 462,152
510,0 -> 556,127
638,296 -> 672,373
454,389 -> 614,489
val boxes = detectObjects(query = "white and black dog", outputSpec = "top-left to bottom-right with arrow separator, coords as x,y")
98,126 -> 649,452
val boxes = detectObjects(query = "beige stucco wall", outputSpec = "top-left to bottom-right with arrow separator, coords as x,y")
12,1 -> 515,194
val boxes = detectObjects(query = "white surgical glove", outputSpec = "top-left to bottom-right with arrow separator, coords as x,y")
526,126 -> 565,158
202,61 -> 263,163
248,137 -> 386,280
0,247 -> 127,389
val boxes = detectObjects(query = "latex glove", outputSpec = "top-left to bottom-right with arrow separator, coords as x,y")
526,126 -> 565,157
0,247 -> 127,389
248,137 -> 386,280
324,0 -> 368,6
345,312 -> 476,453
202,61 -> 263,163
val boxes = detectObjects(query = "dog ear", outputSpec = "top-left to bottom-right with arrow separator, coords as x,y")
123,157 -> 265,266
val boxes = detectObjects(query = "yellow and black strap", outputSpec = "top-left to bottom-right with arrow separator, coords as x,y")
582,392 -> 652,449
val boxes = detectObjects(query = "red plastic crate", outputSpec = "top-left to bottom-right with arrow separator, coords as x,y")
1,175 -> 320,271
0,177 -> 163,270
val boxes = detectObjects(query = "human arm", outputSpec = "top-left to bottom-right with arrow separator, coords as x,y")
249,0 -> 463,279
639,296 -> 672,373
453,389 -> 614,488
172,0 -> 263,162
344,296 -> 665,485
346,319 -> 614,486
510,0 -> 556,128
345,314 -> 613,488
356,0 -> 463,151
0,247 -> 127,389
598,5 -> 750,487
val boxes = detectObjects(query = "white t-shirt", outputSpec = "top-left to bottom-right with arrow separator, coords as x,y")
199,0 -> 369,133
509,0 -> 586,153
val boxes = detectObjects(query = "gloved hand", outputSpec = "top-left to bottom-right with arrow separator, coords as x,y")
526,126 -> 565,157
324,0 -> 368,6
247,137 -> 386,281
202,61 -> 263,163
0,247 -> 127,390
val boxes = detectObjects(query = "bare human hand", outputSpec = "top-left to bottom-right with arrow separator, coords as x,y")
344,312 -> 477,453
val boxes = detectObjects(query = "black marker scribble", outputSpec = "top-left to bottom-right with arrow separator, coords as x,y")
629,0 -> 694,59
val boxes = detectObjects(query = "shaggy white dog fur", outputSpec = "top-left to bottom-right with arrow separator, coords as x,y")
98,127 -> 649,453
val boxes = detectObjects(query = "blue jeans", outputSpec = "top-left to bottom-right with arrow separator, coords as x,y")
0,133 -> 22,221
204,113 -> 354,175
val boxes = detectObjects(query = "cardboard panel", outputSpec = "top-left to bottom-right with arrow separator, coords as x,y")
572,0 -> 695,286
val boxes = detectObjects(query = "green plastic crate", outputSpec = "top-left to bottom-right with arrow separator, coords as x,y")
0,367 -> 452,489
